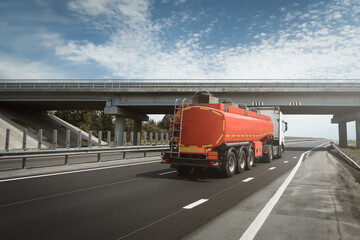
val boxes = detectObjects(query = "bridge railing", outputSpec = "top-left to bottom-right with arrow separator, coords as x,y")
1,79 -> 360,91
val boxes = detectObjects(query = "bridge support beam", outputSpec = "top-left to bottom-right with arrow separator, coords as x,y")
338,122 -> 348,148
115,116 -> 125,145
104,106 -> 149,145
331,111 -> 360,148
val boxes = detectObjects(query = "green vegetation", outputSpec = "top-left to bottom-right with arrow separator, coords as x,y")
342,141 -> 360,165
54,110 -> 171,140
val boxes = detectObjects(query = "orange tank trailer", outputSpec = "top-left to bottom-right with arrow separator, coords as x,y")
174,104 -> 274,151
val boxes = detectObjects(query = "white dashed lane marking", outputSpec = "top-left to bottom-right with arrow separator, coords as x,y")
242,177 -> 254,182
183,199 -> 209,209
158,170 -> 177,176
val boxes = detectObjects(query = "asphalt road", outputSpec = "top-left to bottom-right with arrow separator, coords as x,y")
0,140 -> 328,240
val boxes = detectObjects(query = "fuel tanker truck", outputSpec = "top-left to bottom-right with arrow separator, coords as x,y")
162,91 -> 288,178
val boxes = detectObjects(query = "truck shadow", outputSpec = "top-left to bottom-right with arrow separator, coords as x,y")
137,165 -> 266,182
136,167 -> 231,182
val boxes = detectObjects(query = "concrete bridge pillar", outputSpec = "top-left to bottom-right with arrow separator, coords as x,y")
115,116 -> 125,145
332,111 -> 360,149
338,122 -> 347,148
104,106 -> 148,146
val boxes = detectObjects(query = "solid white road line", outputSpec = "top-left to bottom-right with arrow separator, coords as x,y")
0,160 -> 160,183
239,141 -> 329,240
268,167 -> 276,170
242,177 -> 254,182
158,170 -> 177,176
284,161 -> 289,163
183,199 -> 209,209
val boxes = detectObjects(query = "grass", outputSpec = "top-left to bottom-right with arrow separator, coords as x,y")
341,141 -> 360,165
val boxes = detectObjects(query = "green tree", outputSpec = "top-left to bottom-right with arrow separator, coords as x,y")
158,114 -> 172,130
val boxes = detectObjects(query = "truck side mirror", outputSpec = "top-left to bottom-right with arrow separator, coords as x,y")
285,122 -> 288,132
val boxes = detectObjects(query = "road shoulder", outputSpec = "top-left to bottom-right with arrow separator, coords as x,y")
184,148 -> 360,240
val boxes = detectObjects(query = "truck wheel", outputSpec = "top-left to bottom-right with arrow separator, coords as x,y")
246,148 -> 255,170
236,147 -> 246,174
177,166 -> 192,175
265,146 -> 273,163
221,148 -> 236,178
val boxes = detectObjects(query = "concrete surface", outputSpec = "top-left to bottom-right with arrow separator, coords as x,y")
0,108 -> 103,151
185,146 -> 360,240
0,154 -> 161,180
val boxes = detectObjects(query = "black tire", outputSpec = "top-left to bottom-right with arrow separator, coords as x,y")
220,148 -> 236,178
246,148 -> 255,170
265,146 -> 273,163
236,147 -> 246,174
177,166 -> 192,175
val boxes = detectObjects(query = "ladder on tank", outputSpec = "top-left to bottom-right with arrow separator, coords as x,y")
171,98 -> 189,158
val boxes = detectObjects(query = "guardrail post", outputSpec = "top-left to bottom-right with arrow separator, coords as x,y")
155,133 -> 158,146
65,154 -> 69,165
166,133 -> 169,144
98,131 -> 102,148
161,133 -> 164,145
123,132 -> 127,146
78,131 -> 82,149
137,132 -> 141,146
130,132 -> 134,146
22,157 -> 26,169
5,128 -> 10,151
143,132 -> 147,146
22,129 -> 27,151
115,131 -> 119,147
53,130 -> 57,150
107,131 -> 111,147
66,130 -> 70,149
38,129 -> 43,150
88,131 -> 92,148
150,133 -> 153,146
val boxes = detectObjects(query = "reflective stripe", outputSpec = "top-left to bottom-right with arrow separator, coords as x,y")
216,134 -> 223,144
202,144 -> 213,148
180,147 -> 205,153
212,111 -> 222,117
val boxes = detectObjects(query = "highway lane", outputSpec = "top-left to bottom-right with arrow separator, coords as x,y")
0,140 -> 327,240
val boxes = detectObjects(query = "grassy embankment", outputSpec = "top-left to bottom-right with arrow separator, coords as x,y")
341,141 -> 360,165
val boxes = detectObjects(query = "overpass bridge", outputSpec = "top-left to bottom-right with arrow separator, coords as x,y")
0,79 -> 360,147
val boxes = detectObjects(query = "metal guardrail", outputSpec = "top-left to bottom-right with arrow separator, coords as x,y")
330,142 -> 360,171
0,145 -> 169,169
1,128 -> 170,169
1,79 -> 360,91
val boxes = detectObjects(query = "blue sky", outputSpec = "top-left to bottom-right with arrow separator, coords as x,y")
0,0 -> 359,140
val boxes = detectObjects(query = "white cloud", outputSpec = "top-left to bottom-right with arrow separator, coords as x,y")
54,0 -> 360,79
0,53 -> 66,79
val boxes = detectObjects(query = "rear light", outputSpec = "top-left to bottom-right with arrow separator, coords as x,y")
162,158 -> 170,163
208,151 -> 218,160
209,161 -> 220,166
